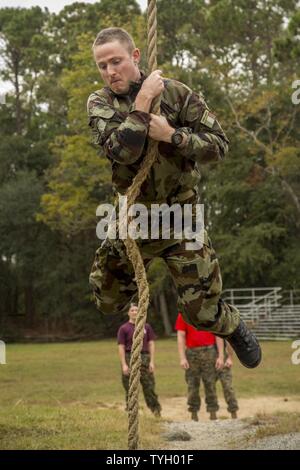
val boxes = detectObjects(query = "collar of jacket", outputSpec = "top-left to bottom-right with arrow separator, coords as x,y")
110,70 -> 148,99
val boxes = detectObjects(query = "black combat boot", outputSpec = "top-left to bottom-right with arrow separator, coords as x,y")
191,411 -> 198,421
210,411 -> 217,420
226,319 -> 262,368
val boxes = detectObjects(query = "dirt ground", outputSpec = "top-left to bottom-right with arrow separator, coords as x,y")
158,395 -> 300,450
160,395 -> 300,422
102,395 -> 300,449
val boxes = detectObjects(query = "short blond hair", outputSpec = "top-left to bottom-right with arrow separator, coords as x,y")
93,27 -> 136,54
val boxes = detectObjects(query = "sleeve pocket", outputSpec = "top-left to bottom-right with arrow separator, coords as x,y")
90,105 -> 116,119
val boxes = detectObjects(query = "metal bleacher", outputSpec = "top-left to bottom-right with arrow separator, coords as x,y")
222,288 -> 300,340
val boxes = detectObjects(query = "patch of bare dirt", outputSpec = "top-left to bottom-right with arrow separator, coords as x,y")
159,396 -> 300,450
159,395 -> 300,422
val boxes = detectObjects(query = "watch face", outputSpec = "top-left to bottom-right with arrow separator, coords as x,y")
173,132 -> 183,145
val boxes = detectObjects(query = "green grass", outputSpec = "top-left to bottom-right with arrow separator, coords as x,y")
249,412 -> 300,439
0,339 -> 299,449
0,404 -> 161,450
230,411 -> 300,448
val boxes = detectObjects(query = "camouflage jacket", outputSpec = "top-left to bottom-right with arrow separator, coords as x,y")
87,71 -> 229,205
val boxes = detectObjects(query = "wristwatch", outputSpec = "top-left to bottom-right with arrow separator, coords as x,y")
171,128 -> 190,148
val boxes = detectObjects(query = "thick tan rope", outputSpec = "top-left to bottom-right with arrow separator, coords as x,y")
122,0 -> 161,451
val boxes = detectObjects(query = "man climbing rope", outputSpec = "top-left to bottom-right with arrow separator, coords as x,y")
87,27 -> 261,369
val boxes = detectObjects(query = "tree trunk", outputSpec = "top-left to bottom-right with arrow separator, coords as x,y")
280,177 -> 300,227
13,58 -> 22,135
13,286 -> 19,315
158,292 -> 173,336
25,284 -> 36,328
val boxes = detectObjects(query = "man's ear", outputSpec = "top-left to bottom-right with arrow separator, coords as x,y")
132,48 -> 141,64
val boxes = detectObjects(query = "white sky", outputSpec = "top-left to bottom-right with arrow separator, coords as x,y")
0,0 -> 147,12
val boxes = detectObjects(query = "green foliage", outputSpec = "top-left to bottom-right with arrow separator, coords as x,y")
0,6 -> 49,77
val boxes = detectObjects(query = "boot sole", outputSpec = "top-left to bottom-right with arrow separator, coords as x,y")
239,345 -> 262,369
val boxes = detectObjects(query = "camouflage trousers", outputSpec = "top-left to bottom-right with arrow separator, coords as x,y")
122,352 -> 161,413
216,366 -> 239,413
89,229 -> 240,335
185,346 -> 219,413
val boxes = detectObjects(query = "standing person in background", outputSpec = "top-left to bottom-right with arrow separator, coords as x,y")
117,303 -> 161,417
175,312 -> 224,421
216,340 -> 239,419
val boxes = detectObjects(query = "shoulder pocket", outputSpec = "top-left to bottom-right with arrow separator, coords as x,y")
90,105 -> 115,119
182,92 -> 206,126
161,100 -> 179,125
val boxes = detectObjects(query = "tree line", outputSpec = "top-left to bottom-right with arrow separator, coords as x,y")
0,0 -> 299,339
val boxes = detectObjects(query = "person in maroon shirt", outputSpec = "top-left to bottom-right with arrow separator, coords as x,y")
117,303 -> 161,416
175,312 -> 224,421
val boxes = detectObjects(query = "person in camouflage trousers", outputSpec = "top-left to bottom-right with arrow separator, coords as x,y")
175,312 -> 224,421
87,27 -> 261,368
185,347 -> 219,420
121,352 -> 160,415
216,341 -> 239,418
117,303 -> 161,416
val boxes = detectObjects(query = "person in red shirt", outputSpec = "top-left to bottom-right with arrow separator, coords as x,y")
175,312 -> 224,421
117,302 -> 161,417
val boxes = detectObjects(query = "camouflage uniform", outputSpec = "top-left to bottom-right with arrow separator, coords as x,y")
87,71 -> 240,335
216,352 -> 239,413
185,346 -> 219,413
122,352 -> 161,413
